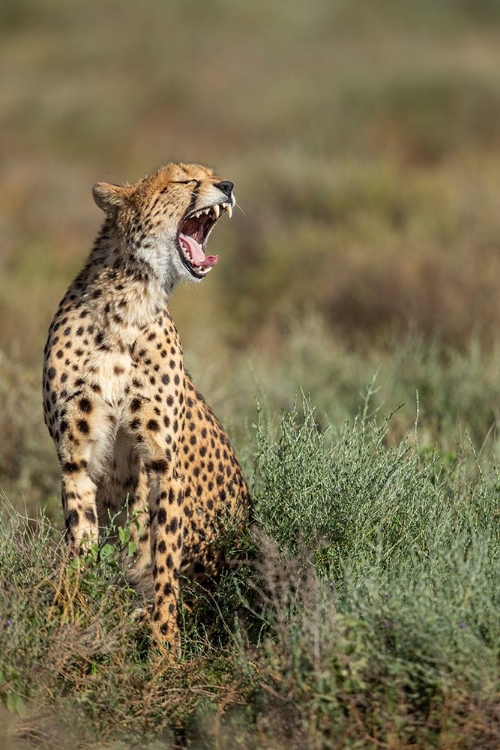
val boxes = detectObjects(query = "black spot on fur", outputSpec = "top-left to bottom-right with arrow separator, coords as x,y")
66,509 -> 79,528
77,419 -> 89,434
79,398 -> 92,413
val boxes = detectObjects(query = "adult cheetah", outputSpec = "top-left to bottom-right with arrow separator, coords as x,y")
42,163 -> 251,654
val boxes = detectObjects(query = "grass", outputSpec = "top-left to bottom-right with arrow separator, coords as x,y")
1,386 -> 499,748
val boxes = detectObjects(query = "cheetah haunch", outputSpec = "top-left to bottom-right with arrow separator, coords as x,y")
42,163 -> 251,654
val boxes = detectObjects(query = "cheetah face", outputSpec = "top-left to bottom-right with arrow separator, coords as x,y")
93,163 -> 236,288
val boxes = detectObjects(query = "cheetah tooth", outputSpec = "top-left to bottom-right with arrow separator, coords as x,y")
226,204 -> 233,218
213,204 -> 220,218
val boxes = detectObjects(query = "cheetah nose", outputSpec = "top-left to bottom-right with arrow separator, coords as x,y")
215,181 -> 234,199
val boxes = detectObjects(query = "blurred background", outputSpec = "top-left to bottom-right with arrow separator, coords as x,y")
2,0 -> 500,516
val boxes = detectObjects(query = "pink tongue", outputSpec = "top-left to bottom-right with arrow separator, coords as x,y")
179,234 -> 219,268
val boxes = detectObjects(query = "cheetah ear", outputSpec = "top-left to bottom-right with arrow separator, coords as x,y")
92,182 -> 129,213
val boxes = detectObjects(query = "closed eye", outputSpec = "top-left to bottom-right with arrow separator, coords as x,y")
171,180 -> 198,185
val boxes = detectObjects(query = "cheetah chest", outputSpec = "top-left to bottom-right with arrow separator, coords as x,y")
89,349 -> 132,408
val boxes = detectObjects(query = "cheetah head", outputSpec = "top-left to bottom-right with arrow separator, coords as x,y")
92,163 -> 236,289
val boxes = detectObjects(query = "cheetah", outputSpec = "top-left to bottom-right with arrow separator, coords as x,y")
42,163 -> 251,654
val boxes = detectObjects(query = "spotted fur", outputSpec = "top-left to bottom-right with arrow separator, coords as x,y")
42,163 -> 251,655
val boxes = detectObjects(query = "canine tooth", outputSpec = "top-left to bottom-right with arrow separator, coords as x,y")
226,204 -> 233,218
213,204 -> 220,218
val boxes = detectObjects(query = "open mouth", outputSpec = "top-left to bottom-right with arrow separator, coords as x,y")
177,201 -> 233,279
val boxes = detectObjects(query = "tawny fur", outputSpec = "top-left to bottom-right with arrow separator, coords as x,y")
42,163 -> 251,654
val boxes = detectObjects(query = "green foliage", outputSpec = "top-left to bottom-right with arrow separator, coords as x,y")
1,382 -> 499,747
0,667 -> 26,718
243,399 -> 500,747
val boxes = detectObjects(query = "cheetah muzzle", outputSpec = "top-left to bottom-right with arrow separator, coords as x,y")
42,163 -> 251,658
178,198 -> 234,279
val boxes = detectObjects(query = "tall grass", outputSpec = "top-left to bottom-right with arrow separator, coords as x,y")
1,383 -> 499,747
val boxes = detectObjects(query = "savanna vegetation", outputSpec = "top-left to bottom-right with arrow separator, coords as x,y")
1,0 -> 500,747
